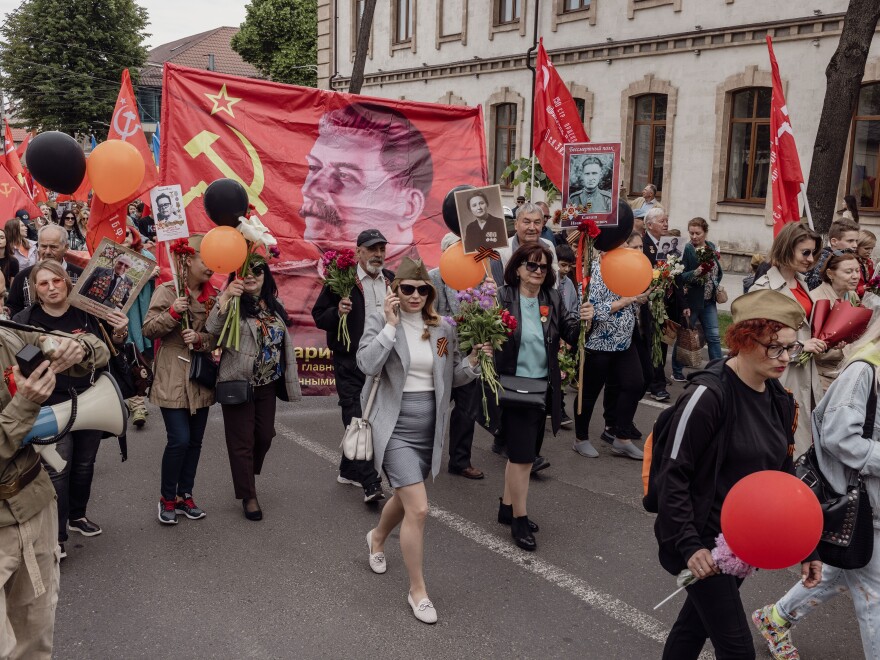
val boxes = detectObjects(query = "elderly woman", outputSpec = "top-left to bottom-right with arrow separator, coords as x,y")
751,222 -> 826,453
655,289 -> 821,659
359,257 -> 489,624
143,235 -> 217,526
207,257 -> 301,520
494,243 -> 593,551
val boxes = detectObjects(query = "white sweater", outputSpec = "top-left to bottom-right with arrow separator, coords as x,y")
400,311 -> 434,392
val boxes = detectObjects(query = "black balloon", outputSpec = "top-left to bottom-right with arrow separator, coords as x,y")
441,185 -> 476,236
594,199 -> 635,252
204,178 -> 250,227
26,131 -> 86,194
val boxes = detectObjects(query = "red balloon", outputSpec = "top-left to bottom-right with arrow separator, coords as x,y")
721,470 -> 823,570
601,248 -> 653,297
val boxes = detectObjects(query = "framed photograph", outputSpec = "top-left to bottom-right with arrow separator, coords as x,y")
453,184 -> 510,255
70,238 -> 157,320
560,142 -> 621,229
150,184 -> 189,242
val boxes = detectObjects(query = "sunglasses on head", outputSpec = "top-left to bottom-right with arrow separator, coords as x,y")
398,284 -> 431,296
524,261 -> 549,273
832,248 -> 856,257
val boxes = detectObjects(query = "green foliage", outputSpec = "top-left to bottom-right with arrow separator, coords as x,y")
232,0 -> 317,87
500,157 -> 561,204
0,0 -> 148,136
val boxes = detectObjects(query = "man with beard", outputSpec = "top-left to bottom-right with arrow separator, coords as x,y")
312,229 -> 393,503
462,190 -> 506,254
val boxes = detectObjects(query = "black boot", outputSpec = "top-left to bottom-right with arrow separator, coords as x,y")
511,515 -> 536,551
498,498 -> 539,531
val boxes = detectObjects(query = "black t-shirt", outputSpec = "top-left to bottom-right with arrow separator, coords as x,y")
27,305 -> 103,405
705,366 -> 790,539
136,215 -> 156,241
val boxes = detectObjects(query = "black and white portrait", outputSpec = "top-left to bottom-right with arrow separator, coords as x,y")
567,154 -> 613,213
454,184 -> 509,254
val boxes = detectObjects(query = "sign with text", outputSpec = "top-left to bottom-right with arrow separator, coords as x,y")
150,184 -> 189,242
560,142 -> 621,228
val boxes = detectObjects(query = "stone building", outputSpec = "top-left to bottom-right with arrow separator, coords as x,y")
317,0 -> 880,257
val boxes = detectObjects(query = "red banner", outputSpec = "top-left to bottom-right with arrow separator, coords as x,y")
3,120 -> 27,191
767,36 -> 805,236
533,38 -> 589,190
160,63 -> 488,393
15,133 -> 29,160
87,69 -> 160,252
0,164 -> 40,219
56,172 -> 91,203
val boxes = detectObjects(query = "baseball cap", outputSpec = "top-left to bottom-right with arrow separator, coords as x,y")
356,229 -> 388,247
15,209 -> 29,221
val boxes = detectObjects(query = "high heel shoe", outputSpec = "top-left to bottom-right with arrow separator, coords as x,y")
511,515 -> 537,551
497,498 -> 539,532
242,498 -> 262,521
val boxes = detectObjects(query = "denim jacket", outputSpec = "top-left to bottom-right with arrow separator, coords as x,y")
812,359 -> 880,529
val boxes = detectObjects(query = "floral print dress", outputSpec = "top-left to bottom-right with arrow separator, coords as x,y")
252,303 -> 285,386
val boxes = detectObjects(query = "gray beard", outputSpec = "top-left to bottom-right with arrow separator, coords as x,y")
364,263 -> 383,276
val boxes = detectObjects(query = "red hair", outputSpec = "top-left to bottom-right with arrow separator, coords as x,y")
126,225 -> 143,252
725,319 -> 787,356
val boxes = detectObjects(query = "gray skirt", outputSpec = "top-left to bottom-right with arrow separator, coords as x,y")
383,391 -> 436,489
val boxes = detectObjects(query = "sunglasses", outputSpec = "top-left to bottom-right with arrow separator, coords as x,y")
543,215 -> 551,220
36,277 -> 65,290
250,265 -> 267,276
398,284 -> 431,296
523,261 -> 549,273
799,248 -> 819,257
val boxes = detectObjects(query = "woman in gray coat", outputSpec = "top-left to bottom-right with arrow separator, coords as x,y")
358,257 -> 490,624
206,257 -> 301,521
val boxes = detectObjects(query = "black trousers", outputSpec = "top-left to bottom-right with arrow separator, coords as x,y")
603,328 -> 652,429
333,353 -> 381,488
574,344 -> 643,440
448,380 -> 477,472
221,383 -> 276,500
662,574 -> 755,660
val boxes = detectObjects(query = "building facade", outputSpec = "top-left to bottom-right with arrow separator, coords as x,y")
317,0 -> 880,255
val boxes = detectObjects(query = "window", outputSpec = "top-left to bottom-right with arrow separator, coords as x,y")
564,0 -> 590,10
394,0 -> 413,44
494,103 -> 518,187
848,83 -> 880,211
630,94 -> 667,196
724,87 -> 771,203
496,0 -> 521,25
573,97 -> 586,122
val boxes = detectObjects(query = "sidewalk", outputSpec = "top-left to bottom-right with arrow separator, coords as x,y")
717,273 -> 746,314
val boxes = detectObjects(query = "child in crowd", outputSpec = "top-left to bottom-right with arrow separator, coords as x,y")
804,218 -> 860,290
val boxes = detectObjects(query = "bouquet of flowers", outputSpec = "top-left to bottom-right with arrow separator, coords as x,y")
575,219 -> 601,413
320,249 -> 358,350
866,270 -> 880,297
169,238 -> 196,331
654,534 -> 755,610
648,255 -> 685,367
217,213 -> 279,351
691,245 -> 719,286
794,298 -> 872,366
448,281 -> 516,423
558,345 -> 578,388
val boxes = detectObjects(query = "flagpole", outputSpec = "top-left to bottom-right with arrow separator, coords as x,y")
800,183 -> 814,231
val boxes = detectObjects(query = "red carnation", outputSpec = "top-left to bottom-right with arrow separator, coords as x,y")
578,220 -> 600,239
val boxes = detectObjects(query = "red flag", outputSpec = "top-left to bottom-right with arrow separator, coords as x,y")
56,172 -> 91,203
3,120 -> 28,191
532,38 -> 589,190
15,133 -> 30,160
30,177 -> 48,204
0,164 -> 40,219
87,69 -> 159,252
767,36 -> 805,236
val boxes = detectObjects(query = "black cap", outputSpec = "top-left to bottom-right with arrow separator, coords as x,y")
356,229 -> 388,247
15,209 -> 29,220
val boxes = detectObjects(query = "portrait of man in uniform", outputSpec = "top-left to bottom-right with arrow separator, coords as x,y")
456,186 -> 508,254
71,239 -> 155,319
568,155 -> 612,212
80,253 -> 135,310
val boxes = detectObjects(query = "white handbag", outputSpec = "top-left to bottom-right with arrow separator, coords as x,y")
340,375 -> 379,461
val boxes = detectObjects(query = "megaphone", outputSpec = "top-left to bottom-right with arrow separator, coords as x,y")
23,373 -> 129,471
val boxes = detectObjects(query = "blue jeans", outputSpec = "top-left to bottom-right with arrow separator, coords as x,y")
159,407 -> 209,501
672,302 -> 722,376
47,429 -> 103,542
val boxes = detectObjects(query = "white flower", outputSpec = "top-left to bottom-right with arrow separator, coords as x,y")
237,214 -> 277,247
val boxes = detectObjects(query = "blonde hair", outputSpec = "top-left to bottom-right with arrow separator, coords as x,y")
29,259 -> 73,302
391,280 -> 440,339
859,229 -> 876,251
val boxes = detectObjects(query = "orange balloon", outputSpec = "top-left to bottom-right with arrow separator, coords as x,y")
439,241 -> 485,291
602,247 -> 653,297
86,140 -> 145,204
200,226 -> 248,273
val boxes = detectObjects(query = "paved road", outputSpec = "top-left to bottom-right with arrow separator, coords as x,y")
54,384 -> 862,659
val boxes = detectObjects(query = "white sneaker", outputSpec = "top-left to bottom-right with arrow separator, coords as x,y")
337,475 -> 362,487
366,530 -> 386,574
407,592 -> 437,624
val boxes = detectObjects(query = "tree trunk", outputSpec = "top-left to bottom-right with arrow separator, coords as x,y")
807,0 -> 880,234
349,0 -> 378,94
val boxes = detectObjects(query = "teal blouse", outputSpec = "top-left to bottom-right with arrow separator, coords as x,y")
515,297 -> 548,378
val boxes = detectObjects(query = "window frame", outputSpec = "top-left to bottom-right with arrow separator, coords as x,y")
562,0 -> 590,12
630,94 -> 667,200
495,0 -> 522,25
846,82 -> 880,213
493,103 -> 518,189
393,0 -> 414,45
723,87 -> 771,205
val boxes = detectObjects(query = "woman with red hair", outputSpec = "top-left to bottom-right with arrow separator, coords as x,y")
653,289 -> 822,659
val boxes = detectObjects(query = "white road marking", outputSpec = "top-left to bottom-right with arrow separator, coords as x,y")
279,423 -> 713,659
639,398 -> 671,410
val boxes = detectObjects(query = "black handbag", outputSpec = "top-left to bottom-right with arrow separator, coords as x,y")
98,324 -> 153,399
215,380 -> 253,405
497,375 -> 548,410
188,351 -> 218,389
796,363 -> 877,569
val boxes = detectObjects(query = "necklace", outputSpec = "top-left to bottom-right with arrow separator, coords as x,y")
522,296 -> 538,308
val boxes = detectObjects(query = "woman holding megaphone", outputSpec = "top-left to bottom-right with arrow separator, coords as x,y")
13,260 -> 129,558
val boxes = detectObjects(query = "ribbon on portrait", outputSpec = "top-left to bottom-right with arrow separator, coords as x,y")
473,246 -> 500,263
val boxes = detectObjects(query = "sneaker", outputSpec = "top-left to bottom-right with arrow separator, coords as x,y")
600,429 -> 616,445
363,482 -> 386,503
572,439 -> 599,458
58,543 -> 67,560
559,411 -> 573,429
671,373 -> 687,383
751,605 -> 799,660
622,423 -> 643,440
337,475 -> 363,487
158,497 -> 178,525
650,390 -> 670,402
174,495 -> 206,520
68,517 -> 102,537
131,408 -> 147,428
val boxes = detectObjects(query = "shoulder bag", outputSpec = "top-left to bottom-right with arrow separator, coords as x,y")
795,363 -> 877,569
497,374 -> 547,411
189,351 -> 218,390
715,285 -> 728,304
341,375 -> 379,461
675,317 -> 704,369
215,380 -> 253,405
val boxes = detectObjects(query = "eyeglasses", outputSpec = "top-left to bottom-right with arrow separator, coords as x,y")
36,277 -> 65,290
398,284 -> 431,296
832,249 -> 856,256
250,265 -> 266,276
543,215 -> 551,220
755,340 -> 804,360
524,261 -> 549,273
799,248 -> 819,257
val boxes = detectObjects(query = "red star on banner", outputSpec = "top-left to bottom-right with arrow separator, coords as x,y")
204,84 -> 241,118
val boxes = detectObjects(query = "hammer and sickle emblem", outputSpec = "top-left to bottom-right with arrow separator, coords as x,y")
113,109 -> 141,141
182,125 -> 268,214
0,183 -> 11,198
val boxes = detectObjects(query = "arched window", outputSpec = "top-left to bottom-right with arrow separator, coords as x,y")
847,83 -> 880,211
724,87 -> 771,203
494,104 -> 518,188
631,94 -> 667,197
